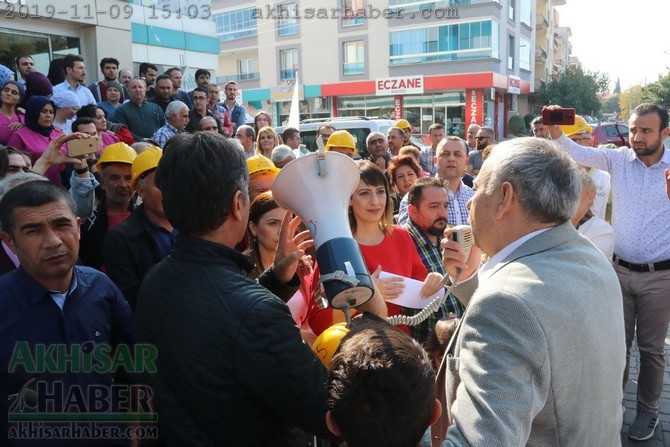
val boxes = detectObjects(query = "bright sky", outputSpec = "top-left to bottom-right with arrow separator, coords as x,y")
556,0 -> 670,92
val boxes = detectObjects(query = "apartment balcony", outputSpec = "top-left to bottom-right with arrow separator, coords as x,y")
535,48 -> 548,62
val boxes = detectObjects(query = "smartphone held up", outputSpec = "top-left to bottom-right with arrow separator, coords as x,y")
66,137 -> 99,157
542,108 -> 576,126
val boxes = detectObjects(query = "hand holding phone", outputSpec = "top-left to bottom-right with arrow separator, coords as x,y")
542,108 -> 576,126
66,137 -> 99,157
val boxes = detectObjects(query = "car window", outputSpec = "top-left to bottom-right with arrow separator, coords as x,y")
617,124 -> 629,137
605,126 -> 618,137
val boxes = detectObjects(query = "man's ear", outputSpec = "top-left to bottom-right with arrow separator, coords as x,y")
430,399 -> 443,425
0,231 -> 16,254
496,181 -> 515,219
325,410 -> 341,437
408,203 -> 418,219
230,190 -> 246,223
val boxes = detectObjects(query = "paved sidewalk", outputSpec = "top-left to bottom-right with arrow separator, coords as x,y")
621,328 -> 670,446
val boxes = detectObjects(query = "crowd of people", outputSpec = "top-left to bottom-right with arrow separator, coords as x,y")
1,51 -> 670,447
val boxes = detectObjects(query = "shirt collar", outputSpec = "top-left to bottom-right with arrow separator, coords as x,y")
478,228 -> 549,283
15,265 -> 78,304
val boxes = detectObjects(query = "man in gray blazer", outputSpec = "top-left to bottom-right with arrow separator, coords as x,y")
432,137 -> 626,446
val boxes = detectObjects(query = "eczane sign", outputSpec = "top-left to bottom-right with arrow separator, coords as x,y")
375,76 -> 424,96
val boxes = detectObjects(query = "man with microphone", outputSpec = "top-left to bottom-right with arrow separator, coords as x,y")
432,137 -> 625,446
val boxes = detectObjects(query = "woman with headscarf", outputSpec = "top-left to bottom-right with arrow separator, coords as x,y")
7,96 -> 65,184
0,80 -> 25,144
96,80 -> 123,122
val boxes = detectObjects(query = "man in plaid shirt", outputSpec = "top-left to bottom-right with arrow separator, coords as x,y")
405,177 -> 465,344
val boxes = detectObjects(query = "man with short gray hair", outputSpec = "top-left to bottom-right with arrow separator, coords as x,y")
366,131 -> 388,159
152,100 -> 189,148
434,137 -> 626,446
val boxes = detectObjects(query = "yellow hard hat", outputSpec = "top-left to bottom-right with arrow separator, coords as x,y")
131,146 -> 162,189
311,323 -> 349,367
560,115 -> 593,137
324,130 -> 356,153
96,142 -> 137,170
396,119 -> 411,130
246,154 -> 280,177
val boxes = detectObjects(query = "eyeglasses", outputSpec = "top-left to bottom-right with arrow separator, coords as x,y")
475,136 -> 490,141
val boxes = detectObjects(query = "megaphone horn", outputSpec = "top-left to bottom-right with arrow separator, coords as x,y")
272,151 -> 373,309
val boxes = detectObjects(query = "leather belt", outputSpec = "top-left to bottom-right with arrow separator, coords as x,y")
613,255 -> 670,272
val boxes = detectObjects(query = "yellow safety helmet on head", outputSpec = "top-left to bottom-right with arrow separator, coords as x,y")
324,130 -> 356,153
96,142 -> 137,170
311,323 -> 350,368
396,119 -> 411,130
560,115 -> 593,138
246,154 -> 280,177
131,147 -> 163,190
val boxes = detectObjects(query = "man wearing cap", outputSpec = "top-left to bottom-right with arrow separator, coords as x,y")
547,103 -> 670,441
79,142 -> 137,269
88,57 -> 120,103
559,116 -> 611,221
151,100 -> 189,148
325,130 -> 357,158
271,144 -> 295,169
247,154 -> 280,202
104,147 -> 175,309
396,119 -> 421,150
52,54 -> 96,107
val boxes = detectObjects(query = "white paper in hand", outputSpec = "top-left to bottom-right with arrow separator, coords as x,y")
380,271 -> 445,309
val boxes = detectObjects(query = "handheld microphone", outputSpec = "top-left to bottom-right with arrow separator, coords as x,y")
387,225 -> 474,327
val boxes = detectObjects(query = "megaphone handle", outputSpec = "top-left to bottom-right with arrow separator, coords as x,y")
342,306 -> 352,328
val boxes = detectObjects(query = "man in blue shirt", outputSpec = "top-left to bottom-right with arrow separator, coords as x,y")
0,181 -> 138,446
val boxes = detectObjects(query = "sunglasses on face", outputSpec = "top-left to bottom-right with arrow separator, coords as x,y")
475,136 -> 490,141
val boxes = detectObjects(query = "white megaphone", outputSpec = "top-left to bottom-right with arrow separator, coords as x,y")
272,151 -> 374,309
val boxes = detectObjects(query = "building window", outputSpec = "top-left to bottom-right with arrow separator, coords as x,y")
508,35 -> 514,70
278,3 -> 298,36
519,37 -> 531,71
520,0 -> 531,26
212,8 -> 257,41
342,0 -> 364,27
280,49 -> 299,80
343,41 -> 365,75
508,0 -> 515,21
389,20 -> 499,65
238,59 -> 256,80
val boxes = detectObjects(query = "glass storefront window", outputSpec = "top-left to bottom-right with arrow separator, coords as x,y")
0,29 -> 80,76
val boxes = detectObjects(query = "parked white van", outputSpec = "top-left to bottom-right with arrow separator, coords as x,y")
276,117 -> 396,159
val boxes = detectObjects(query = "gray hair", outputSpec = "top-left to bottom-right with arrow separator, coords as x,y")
271,144 -> 295,164
481,137 -> 580,223
0,171 -> 47,203
366,131 -> 386,147
165,100 -> 188,119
